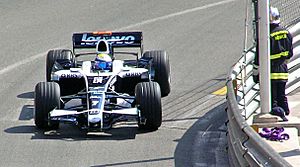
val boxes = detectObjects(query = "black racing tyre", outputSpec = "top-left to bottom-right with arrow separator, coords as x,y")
135,82 -> 162,130
142,50 -> 171,97
34,82 -> 60,130
46,49 -> 74,81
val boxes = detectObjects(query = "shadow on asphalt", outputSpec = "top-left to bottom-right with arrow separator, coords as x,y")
174,102 -> 229,167
90,157 -> 174,167
17,91 -> 34,121
18,105 -> 34,120
4,124 -> 159,141
17,91 -> 34,99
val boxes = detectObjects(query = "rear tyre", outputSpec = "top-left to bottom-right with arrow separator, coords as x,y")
135,82 -> 162,130
46,49 -> 74,81
34,82 -> 60,130
142,50 -> 171,97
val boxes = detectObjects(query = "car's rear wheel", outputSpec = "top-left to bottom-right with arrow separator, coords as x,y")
135,82 -> 162,130
46,49 -> 75,81
34,82 -> 60,130
142,50 -> 171,97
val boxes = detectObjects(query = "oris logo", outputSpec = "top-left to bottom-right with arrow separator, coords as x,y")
125,72 -> 142,77
61,74 -> 81,78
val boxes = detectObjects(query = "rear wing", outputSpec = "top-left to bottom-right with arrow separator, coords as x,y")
72,31 -> 143,49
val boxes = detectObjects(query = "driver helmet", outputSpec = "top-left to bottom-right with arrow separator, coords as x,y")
94,40 -> 113,70
270,7 -> 280,24
95,53 -> 112,70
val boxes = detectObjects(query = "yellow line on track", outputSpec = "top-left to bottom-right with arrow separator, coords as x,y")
212,86 -> 227,95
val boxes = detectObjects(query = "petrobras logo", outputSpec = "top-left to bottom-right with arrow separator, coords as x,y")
81,33 -> 136,45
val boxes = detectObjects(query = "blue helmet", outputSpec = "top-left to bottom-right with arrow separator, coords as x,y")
94,53 -> 112,70
94,40 -> 113,71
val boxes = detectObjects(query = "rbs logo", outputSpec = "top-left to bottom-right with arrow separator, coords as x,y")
93,77 -> 103,84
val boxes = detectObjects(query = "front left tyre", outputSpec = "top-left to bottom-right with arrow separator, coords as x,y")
34,82 -> 60,130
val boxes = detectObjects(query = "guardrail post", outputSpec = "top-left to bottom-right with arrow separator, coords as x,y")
233,79 -> 237,96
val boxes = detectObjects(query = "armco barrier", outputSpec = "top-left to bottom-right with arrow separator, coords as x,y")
227,80 -> 290,166
226,22 -> 300,166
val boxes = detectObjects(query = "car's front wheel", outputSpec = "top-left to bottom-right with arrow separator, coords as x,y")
142,50 -> 171,97
46,49 -> 75,81
135,82 -> 162,130
34,82 -> 60,130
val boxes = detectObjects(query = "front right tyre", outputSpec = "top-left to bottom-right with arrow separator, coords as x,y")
46,49 -> 75,81
142,50 -> 171,97
135,82 -> 162,130
34,82 -> 60,130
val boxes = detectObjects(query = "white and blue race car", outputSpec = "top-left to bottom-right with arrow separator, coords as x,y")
34,31 -> 171,131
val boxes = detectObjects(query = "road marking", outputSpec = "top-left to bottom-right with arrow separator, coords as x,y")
118,0 -> 236,30
0,52 -> 47,76
0,0 -> 236,76
212,86 -> 227,95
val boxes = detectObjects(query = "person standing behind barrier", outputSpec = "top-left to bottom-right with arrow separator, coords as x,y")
253,7 -> 293,119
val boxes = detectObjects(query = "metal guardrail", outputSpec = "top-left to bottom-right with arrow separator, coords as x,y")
226,22 -> 300,166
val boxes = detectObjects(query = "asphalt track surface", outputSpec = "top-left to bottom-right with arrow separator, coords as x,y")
0,0 -> 245,166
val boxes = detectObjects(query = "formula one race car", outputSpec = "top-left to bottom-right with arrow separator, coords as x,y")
34,31 -> 171,131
